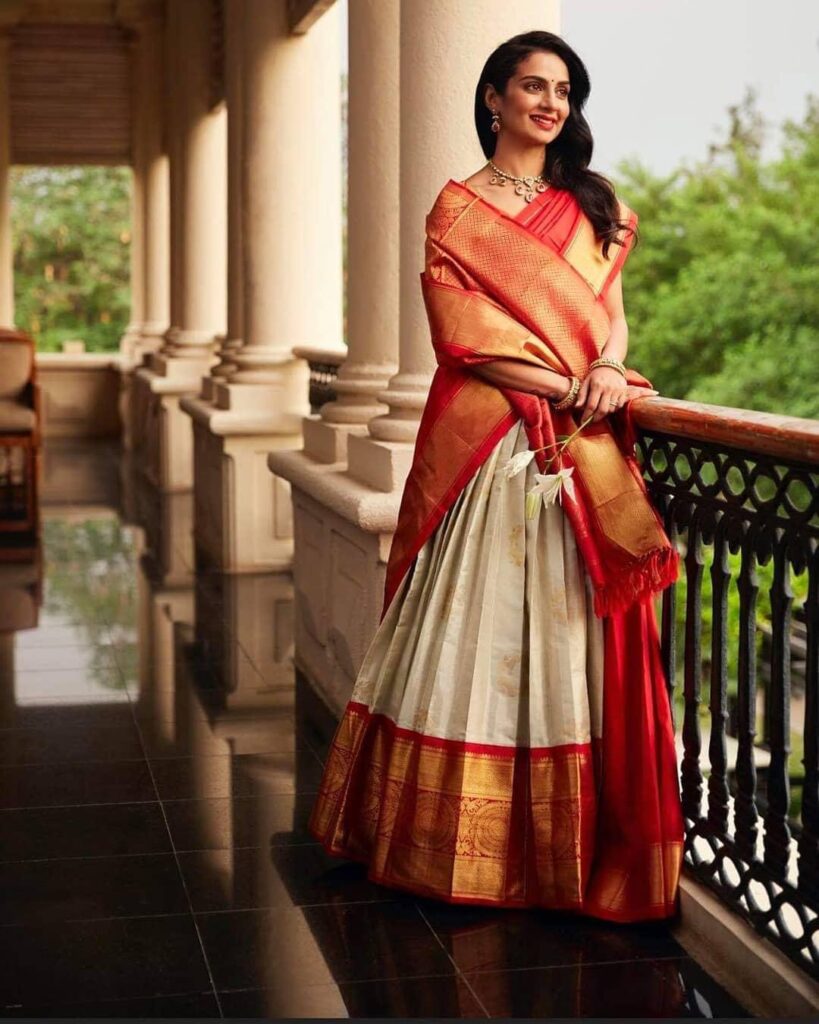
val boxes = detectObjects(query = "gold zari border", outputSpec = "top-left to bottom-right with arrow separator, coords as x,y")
308,703 -> 683,920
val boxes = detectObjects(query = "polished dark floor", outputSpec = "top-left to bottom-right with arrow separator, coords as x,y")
0,443 -> 753,1018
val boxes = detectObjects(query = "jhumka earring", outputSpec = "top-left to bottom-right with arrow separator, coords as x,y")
490,110 -> 501,133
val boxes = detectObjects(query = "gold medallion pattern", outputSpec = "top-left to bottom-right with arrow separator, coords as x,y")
308,701 -> 682,919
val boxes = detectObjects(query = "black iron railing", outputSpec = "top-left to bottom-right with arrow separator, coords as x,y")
633,398 -> 819,979
293,347 -> 343,413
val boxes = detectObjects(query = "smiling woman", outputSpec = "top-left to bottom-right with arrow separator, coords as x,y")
309,30 -> 683,924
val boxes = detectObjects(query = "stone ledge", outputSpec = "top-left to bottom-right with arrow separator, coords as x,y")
134,365 -> 203,396
180,393 -> 303,437
36,352 -> 125,370
671,870 -> 819,1017
267,448 -> 400,534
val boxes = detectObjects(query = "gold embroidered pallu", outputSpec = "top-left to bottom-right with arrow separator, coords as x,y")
382,179 -> 680,621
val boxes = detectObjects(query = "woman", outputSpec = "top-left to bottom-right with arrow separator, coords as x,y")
308,30 -> 685,923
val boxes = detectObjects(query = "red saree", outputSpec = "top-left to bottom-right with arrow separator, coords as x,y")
308,179 -> 685,922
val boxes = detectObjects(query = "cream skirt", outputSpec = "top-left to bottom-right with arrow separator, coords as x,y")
349,417 -> 605,750
308,417 -> 610,906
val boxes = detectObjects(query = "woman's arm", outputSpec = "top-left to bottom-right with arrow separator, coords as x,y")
469,271 -> 630,408
599,270 -> 628,362
574,270 -> 631,421
469,359 -> 571,400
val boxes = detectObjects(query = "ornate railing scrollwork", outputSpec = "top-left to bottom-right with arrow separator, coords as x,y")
631,398 -> 819,979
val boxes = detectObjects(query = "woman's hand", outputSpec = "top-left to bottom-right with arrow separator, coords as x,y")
573,366 -> 628,423
623,384 -> 660,401
573,369 -> 658,422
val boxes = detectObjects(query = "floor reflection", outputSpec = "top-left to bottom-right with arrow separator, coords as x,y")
0,444 -> 753,1018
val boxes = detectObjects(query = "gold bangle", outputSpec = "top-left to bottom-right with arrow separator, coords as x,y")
552,375 -> 580,411
589,356 -> 627,378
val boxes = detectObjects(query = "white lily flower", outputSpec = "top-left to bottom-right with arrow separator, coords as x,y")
525,466 -> 576,518
501,449 -> 536,479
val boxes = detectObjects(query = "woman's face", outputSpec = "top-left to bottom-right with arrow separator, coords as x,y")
485,50 -> 571,147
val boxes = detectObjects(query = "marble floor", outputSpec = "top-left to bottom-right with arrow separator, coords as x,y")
0,442 -> 753,1018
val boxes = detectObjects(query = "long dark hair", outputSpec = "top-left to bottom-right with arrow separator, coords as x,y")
474,30 -> 635,259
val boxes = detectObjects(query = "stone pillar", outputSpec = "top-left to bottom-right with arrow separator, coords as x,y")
0,6 -> 25,328
301,0 -> 398,465
201,0 -> 243,401
133,0 -> 227,492
118,1 -> 170,453
182,0 -> 343,572
120,46 -> 146,358
138,12 -> 170,354
268,0 -> 561,714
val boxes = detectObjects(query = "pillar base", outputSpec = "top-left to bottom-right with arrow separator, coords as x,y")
132,354 -> 215,492
181,393 -> 302,573
346,432 -> 414,493
133,469 -> 194,588
302,415 -> 369,465
194,572 -> 295,720
266,445 -> 404,715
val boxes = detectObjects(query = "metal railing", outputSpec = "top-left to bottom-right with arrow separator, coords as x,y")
292,345 -> 345,413
633,397 -> 819,979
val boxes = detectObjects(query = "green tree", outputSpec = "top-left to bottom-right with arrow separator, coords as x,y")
11,165 -> 132,352
618,89 -> 819,419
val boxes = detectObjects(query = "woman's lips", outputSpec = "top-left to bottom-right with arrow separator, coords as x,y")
530,115 -> 557,130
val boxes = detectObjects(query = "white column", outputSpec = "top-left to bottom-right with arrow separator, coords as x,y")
202,0 -> 243,399
301,0 -> 398,465
228,0 -> 343,392
121,40 -> 146,357
0,10 -> 23,329
164,0 -> 184,354
138,12 -> 170,350
118,1 -> 170,454
134,0 -> 227,491
158,0 -> 227,362
182,0 -> 343,571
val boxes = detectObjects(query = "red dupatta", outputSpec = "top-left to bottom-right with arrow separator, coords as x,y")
381,179 -> 680,623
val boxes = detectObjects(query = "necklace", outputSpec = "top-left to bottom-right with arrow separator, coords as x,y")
488,159 -> 550,202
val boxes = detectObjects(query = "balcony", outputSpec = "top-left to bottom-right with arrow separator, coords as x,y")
0,356 -> 816,1015
1,0 -> 816,1016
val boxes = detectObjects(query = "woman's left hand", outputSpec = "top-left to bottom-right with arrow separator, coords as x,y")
573,366 -> 628,423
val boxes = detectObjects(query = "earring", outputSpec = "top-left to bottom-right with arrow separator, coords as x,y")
490,110 -> 501,133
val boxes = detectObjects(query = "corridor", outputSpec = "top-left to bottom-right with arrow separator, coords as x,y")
0,444 -> 751,1018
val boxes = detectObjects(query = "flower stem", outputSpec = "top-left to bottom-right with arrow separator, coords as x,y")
531,414 -> 594,469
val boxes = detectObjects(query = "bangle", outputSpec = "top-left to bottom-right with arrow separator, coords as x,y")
589,356 -> 627,378
551,375 -> 580,411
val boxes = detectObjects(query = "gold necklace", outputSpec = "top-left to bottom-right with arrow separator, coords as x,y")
488,159 -> 550,202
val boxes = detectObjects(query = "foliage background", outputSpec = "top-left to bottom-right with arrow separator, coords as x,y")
619,89 -> 818,420
11,165 -> 132,352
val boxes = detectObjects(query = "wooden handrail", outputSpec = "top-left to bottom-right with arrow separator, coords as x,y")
630,396 -> 819,466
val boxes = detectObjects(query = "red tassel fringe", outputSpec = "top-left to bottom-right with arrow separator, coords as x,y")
592,544 -> 681,619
